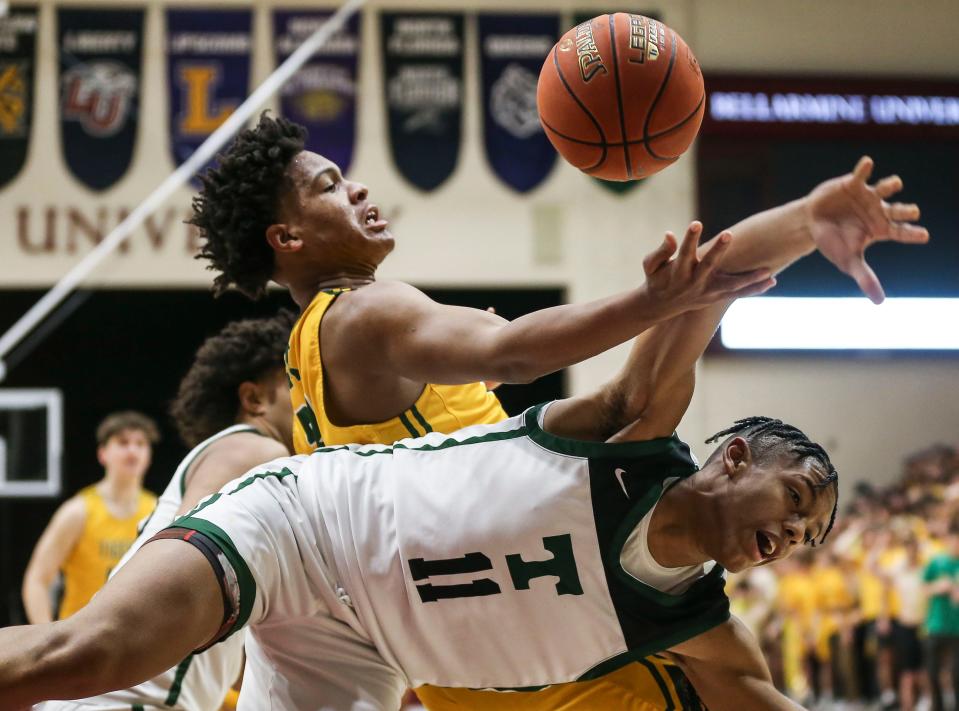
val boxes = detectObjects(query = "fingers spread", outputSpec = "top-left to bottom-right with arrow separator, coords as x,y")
884,201 -> 920,222
853,155 -> 874,183
849,259 -> 885,304
891,222 -> 930,244
874,175 -> 903,199
643,232 -> 678,275
678,221 -> 704,262
697,231 -> 732,272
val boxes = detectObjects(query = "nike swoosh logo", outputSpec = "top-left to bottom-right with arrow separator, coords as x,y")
614,468 -> 629,498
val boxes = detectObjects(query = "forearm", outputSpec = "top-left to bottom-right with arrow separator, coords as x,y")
0,621 -> 94,707
685,667 -> 804,711
700,198 -> 815,276
21,573 -> 54,624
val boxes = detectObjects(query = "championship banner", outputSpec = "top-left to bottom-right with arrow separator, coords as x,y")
381,12 -> 464,192
0,7 -> 37,190
274,10 -> 359,174
167,9 -> 251,181
479,14 -> 558,193
574,11 -> 660,195
58,8 -> 143,192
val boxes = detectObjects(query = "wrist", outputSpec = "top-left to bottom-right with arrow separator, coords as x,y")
792,197 -> 818,256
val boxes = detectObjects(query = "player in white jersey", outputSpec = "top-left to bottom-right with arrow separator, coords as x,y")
34,312 -> 293,711
0,157 -> 929,711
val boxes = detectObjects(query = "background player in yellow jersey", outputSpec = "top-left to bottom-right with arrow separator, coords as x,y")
21,411 -> 159,623
189,114 -> 924,710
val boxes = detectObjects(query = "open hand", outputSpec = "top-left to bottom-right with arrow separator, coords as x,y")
643,221 -> 776,316
805,156 -> 929,304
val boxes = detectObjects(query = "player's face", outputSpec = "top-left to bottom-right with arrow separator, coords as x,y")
98,428 -> 152,482
706,451 -> 836,574
276,151 -> 394,274
261,367 -> 294,452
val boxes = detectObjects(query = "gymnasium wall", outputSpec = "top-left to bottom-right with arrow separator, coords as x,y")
2,0 -> 958,507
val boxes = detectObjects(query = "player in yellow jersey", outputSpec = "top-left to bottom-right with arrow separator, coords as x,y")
188,113 -> 925,711
21,411 -> 159,623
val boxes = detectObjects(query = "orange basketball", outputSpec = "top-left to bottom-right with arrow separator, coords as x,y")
537,13 -> 705,181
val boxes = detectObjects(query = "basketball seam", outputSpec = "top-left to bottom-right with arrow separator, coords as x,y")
643,29 -> 678,161
550,44 -> 608,171
540,95 -> 703,150
607,14 -> 633,178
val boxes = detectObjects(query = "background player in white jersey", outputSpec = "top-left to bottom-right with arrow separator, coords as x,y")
0,157 -> 929,711
34,312 -> 293,711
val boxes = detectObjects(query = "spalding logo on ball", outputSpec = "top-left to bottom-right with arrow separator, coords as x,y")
537,13 -> 704,181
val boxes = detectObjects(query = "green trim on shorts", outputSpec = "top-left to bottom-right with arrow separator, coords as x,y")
174,516 -> 257,638
410,405 -> 433,433
164,654 -> 195,705
398,412 -> 421,437
308,426 -> 529,459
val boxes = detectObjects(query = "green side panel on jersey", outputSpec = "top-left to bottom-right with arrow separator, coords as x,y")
164,654 -> 195,705
174,515 -> 258,638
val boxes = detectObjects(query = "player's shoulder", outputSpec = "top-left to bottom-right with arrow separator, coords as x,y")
53,493 -> 89,528
334,280 -> 432,320
203,430 -> 289,466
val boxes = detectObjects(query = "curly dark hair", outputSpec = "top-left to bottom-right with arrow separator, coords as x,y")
191,112 -> 307,299
170,309 -> 296,447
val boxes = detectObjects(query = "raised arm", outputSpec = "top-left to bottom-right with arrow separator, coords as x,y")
545,157 -> 928,442
326,227 -> 769,389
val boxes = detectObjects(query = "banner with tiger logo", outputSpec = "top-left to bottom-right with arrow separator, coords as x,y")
58,8 -> 143,191
274,10 -> 360,176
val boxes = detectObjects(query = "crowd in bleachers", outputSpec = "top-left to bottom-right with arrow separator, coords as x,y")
729,444 -> 959,711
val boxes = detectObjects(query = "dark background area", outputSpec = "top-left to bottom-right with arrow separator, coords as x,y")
0,286 -> 565,627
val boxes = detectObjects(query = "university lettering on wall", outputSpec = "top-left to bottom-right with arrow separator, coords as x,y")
274,10 -> 360,175
166,8 -> 251,183
479,13 -> 559,194
58,8 -> 143,191
381,12 -> 464,192
0,6 -> 37,189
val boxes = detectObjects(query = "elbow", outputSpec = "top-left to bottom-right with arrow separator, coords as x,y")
38,620 -> 131,700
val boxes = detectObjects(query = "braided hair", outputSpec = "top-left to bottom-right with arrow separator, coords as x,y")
706,416 -> 839,545
191,112 -> 307,299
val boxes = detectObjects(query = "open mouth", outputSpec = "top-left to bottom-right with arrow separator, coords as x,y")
756,531 -> 776,560
364,206 -> 379,225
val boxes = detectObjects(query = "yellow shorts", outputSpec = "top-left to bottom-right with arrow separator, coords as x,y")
415,658 -> 704,711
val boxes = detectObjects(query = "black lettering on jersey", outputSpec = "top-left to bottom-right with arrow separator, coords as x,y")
506,534 -> 583,596
409,552 -> 501,603
407,535 -> 583,603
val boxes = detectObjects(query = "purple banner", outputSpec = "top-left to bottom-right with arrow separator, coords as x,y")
0,6 -> 38,189
58,8 -> 143,191
479,13 -> 558,193
167,9 -> 251,180
275,11 -> 359,175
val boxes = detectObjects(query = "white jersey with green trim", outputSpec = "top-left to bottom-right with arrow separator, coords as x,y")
38,426 -> 253,711
230,404 -> 729,690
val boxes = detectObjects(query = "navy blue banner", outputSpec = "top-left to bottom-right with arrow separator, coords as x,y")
167,9 -> 251,181
381,13 -> 464,192
0,7 -> 37,189
275,11 -> 359,174
574,11 -> 660,195
479,14 -> 558,193
58,8 -> 143,191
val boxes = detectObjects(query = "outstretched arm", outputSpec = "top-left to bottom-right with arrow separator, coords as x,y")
0,540 -> 221,709
328,228 -> 770,387
545,157 -> 928,442
21,497 -> 86,624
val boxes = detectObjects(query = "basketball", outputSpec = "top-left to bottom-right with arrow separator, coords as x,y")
537,13 -> 705,181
